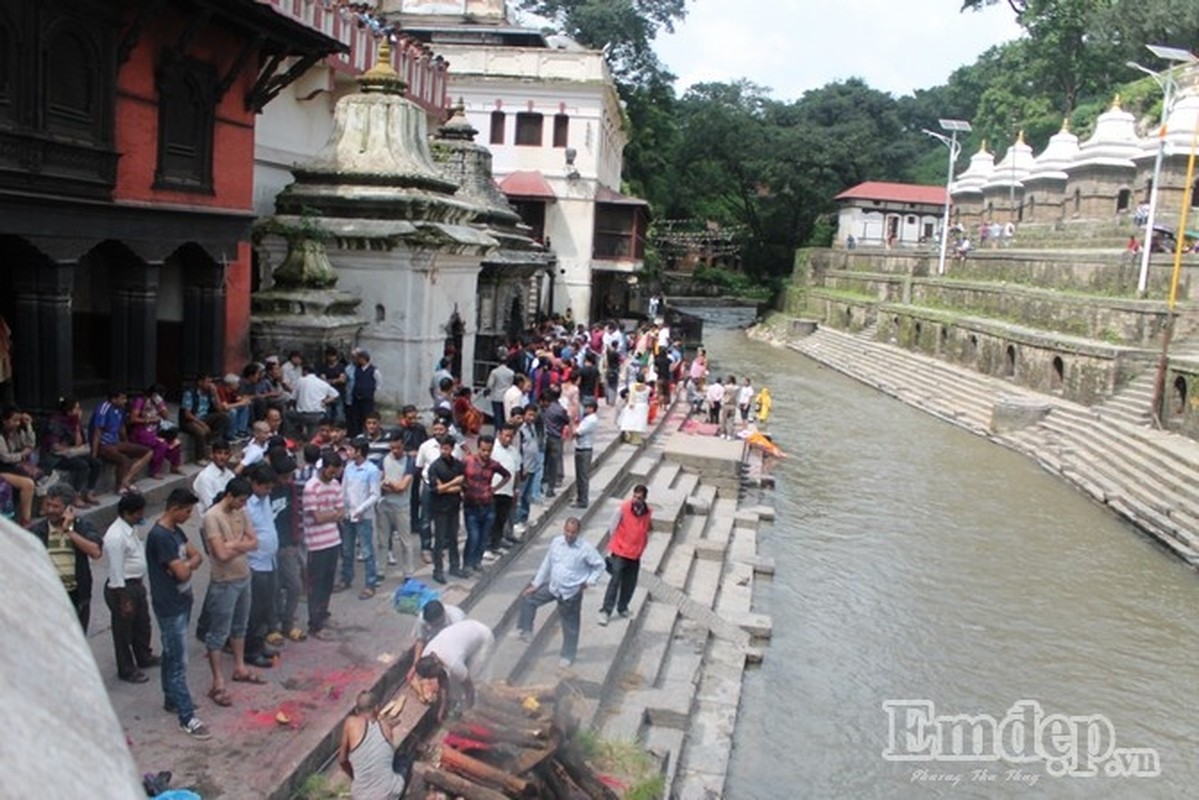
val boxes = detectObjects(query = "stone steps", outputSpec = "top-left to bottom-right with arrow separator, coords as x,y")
791,324 -> 1199,567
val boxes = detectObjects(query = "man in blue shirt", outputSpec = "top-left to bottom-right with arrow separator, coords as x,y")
515,517 -> 604,667
245,465 -> 281,668
340,440 -> 382,597
180,375 -> 229,464
89,388 -> 152,493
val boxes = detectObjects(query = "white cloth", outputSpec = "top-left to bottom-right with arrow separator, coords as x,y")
294,373 -> 339,414
491,439 -> 520,498
502,384 -> 527,421
103,517 -> 146,587
619,384 -> 650,434
193,463 -> 234,511
424,619 -> 494,685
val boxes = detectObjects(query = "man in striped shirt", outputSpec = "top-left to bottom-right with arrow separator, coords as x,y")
303,452 -> 344,640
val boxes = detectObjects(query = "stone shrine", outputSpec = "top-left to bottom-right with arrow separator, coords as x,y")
429,101 -> 556,383
257,42 -> 496,407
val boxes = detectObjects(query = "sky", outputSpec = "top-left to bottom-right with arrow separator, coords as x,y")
653,0 -> 1025,101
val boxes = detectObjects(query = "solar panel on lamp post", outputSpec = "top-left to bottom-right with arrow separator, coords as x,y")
1130,45 -> 1198,297
923,118 -> 972,276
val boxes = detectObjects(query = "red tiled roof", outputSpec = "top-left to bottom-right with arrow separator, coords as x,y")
835,181 -> 946,205
498,171 -> 557,200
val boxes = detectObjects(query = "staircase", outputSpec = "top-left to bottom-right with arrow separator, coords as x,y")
788,325 -> 1199,566
465,404 -> 774,798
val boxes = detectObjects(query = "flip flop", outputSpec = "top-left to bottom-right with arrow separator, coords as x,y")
207,687 -> 233,707
231,672 -> 266,685
358,587 -> 376,600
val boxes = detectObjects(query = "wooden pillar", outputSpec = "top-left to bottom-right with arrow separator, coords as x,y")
182,257 -> 226,381
110,260 -> 159,392
12,262 -> 73,411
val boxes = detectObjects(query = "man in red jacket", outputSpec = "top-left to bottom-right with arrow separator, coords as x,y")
598,484 -> 653,626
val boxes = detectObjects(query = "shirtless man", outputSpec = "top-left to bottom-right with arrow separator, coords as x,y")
337,691 -> 407,800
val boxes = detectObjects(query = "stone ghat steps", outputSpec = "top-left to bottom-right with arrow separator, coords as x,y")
790,328 -> 1020,436
480,426 -> 771,798
789,324 -> 1199,567
1000,410 -> 1199,563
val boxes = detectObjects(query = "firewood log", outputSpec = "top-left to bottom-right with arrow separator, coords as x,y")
441,744 -> 530,795
449,718 -> 546,750
421,766 -> 509,800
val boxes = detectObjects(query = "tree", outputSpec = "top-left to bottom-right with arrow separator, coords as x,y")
515,0 -> 687,86
961,0 -> 1027,12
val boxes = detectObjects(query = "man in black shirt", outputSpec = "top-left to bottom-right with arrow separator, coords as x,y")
317,346 -> 348,425
427,436 -> 465,584
577,352 -> 601,409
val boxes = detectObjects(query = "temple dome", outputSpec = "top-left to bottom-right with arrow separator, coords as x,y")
951,141 -> 995,196
1025,121 -> 1080,183
1070,96 -> 1141,171
981,131 -> 1036,191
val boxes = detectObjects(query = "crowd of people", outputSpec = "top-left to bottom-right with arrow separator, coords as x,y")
20,307 -> 734,760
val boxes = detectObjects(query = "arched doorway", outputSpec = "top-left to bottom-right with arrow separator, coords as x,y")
445,310 -> 465,380
0,235 -> 69,409
174,243 -> 225,385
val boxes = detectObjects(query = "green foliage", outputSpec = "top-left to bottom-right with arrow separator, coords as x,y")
292,775 -> 341,800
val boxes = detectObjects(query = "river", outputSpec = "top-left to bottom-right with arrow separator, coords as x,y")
685,307 -> 1199,799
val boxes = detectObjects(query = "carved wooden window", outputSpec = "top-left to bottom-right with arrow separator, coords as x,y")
515,112 -> 543,146
552,113 -> 569,148
0,5 -> 13,124
489,110 -> 505,145
44,22 -> 102,140
155,52 -> 215,193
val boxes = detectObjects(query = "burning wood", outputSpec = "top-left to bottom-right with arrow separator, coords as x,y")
403,680 -> 640,799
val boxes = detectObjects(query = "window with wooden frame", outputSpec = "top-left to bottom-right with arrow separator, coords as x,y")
515,112 -> 544,146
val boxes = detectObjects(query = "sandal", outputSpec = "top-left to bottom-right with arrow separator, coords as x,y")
231,671 -> 266,685
358,587 -> 376,600
207,687 -> 233,707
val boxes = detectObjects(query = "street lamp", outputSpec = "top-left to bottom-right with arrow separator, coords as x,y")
1130,44 -> 1198,296
923,118 -> 972,276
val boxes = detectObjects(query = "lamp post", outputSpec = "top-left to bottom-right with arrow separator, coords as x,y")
1130,44 -> 1198,297
1149,106 -> 1199,425
923,118 -> 972,276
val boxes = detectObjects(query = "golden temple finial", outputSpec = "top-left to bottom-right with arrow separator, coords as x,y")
979,139 -> 989,154
1061,117 -> 1070,132
1016,129 -> 1025,145
1110,93 -> 1122,110
359,37 -> 407,95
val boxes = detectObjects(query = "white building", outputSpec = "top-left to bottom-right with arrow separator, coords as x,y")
387,0 -> 647,322
834,182 -> 947,248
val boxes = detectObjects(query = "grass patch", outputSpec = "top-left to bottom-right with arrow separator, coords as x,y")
292,775 -> 343,800
587,737 -> 665,799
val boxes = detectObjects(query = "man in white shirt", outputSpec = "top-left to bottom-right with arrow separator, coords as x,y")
193,440 -> 235,512
293,367 -> 339,440
484,423 -> 521,560
103,492 -> 157,683
414,618 -> 494,712
502,375 -> 528,426
234,422 -> 272,475
341,440 -> 382,598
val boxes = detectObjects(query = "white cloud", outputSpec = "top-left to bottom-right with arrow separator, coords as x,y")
655,0 -> 1024,100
